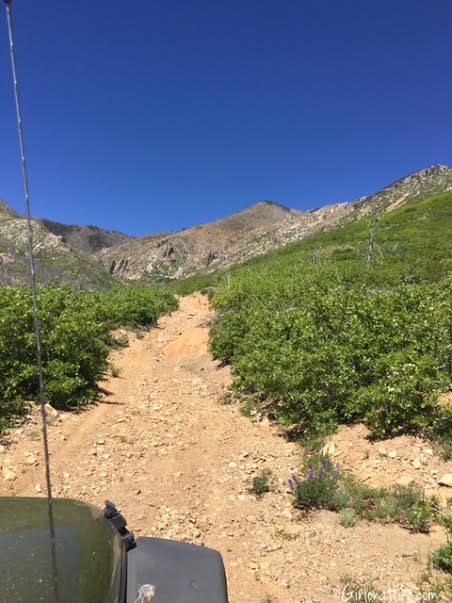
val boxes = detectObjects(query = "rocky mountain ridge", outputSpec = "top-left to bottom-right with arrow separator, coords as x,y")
0,202 -> 114,288
39,219 -> 132,255
99,164 -> 452,280
99,201 -> 303,280
1,164 -> 451,286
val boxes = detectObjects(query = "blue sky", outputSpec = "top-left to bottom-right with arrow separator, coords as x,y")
0,1 -> 451,236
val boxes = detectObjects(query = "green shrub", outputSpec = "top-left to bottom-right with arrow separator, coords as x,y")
101,285 -> 177,328
0,284 -> 177,425
330,488 -> 351,510
432,543 -> 452,573
372,497 -> 398,520
290,459 -> 436,533
298,436 -> 326,454
348,482 -> 434,533
290,454 -> 340,509
390,485 -> 434,533
210,194 -> 452,440
357,353 -> 443,438
211,279 -> 451,439
432,542 -> 452,574
240,399 -> 258,417
431,510 -> 452,573
250,469 -> 273,496
111,366 -> 121,378
339,508 -> 358,528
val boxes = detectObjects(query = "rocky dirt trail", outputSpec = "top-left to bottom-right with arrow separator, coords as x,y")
1,294 -> 451,602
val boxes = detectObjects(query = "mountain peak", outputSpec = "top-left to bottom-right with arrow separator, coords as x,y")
236,200 -> 301,220
252,200 -> 289,208
393,164 -> 451,185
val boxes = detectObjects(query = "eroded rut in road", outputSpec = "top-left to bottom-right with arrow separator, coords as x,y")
0,294 -> 449,602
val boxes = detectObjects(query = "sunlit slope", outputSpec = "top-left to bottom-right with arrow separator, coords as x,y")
225,191 -> 452,288
208,193 -> 452,441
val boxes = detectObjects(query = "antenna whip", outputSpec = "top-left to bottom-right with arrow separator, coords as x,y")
3,1 -> 60,600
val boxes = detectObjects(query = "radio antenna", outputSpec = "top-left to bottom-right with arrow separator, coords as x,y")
3,1 -> 60,600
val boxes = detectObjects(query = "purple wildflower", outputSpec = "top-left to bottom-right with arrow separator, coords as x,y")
307,465 -> 315,480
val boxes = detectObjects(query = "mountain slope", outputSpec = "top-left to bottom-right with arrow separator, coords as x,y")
212,164 -> 452,272
98,201 -> 302,280
0,200 -> 115,288
39,219 -> 132,254
99,164 -> 452,281
0,199 -> 19,221
228,191 -> 452,288
1,164 -> 451,287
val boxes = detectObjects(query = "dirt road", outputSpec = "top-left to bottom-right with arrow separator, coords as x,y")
1,294 -> 450,602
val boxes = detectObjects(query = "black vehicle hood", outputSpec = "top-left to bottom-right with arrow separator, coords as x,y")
0,497 -> 124,603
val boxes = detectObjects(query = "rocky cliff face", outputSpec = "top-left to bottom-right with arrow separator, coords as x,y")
1,164 -> 451,287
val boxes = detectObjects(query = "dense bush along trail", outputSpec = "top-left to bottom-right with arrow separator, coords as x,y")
0,284 -> 177,428
0,294 -> 450,602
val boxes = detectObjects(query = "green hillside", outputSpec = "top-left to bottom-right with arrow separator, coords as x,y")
170,192 -> 452,294
208,193 -> 452,446
226,192 -> 452,288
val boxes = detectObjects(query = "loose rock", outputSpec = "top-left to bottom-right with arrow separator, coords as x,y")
438,473 -> 452,487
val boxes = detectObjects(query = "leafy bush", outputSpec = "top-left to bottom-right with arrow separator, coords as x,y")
289,457 -> 436,533
431,511 -> 452,573
210,194 -> 452,440
431,543 -> 452,573
0,284 -> 177,425
339,508 -> 358,528
166,273 -> 221,297
339,480 -> 434,533
101,285 -> 177,328
211,278 -> 452,438
250,469 -> 273,495
289,454 -> 340,509
389,484 -> 434,533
